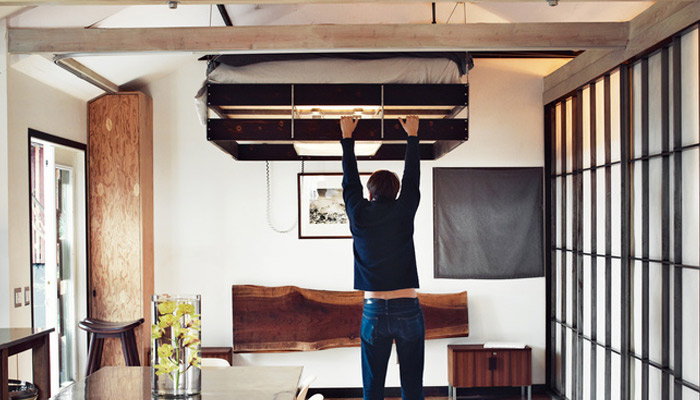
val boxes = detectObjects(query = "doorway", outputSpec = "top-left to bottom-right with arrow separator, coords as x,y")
29,129 -> 88,391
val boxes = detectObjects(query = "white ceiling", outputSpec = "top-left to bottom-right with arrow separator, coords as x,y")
4,1 -> 654,27
1,1 -> 654,100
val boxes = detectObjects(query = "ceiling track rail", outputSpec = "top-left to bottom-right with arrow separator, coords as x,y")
53,54 -> 118,94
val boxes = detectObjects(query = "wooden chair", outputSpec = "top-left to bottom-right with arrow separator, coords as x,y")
78,317 -> 144,376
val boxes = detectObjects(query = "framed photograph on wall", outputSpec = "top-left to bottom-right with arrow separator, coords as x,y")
297,173 -> 370,239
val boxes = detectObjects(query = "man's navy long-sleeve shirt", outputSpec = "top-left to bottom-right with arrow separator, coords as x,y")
341,136 -> 420,291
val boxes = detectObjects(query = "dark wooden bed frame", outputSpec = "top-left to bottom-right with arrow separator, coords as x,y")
207,83 -> 469,161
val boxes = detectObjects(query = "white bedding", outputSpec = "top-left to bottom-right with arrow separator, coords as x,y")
195,57 -> 466,124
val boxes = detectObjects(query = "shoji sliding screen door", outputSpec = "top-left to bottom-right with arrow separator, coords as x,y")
545,25 -> 700,400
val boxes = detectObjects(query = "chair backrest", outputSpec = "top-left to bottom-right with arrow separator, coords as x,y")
296,375 -> 317,400
201,357 -> 231,368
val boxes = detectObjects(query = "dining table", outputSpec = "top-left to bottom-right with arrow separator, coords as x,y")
50,365 -> 303,400
0,327 -> 54,400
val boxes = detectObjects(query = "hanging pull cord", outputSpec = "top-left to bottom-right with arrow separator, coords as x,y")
265,160 -> 304,233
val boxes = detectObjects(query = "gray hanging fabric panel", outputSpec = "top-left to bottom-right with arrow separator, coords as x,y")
433,167 -> 544,279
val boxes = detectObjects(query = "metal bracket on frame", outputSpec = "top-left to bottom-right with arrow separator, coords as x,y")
381,84 -> 385,139
290,84 -> 295,139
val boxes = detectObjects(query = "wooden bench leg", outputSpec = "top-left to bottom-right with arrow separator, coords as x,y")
86,335 -> 104,376
85,333 -> 96,376
122,330 -> 140,366
120,332 -> 132,366
130,331 -> 140,366
94,337 -> 104,371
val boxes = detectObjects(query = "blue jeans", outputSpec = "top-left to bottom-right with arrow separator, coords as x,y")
361,297 -> 425,400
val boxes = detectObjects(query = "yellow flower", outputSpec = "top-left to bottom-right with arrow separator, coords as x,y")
173,323 -> 187,339
188,352 -> 201,368
157,343 -> 174,359
184,335 -> 200,348
154,362 -> 169,375
176,303 -> 195,318
154,358 -> 179,376
187,318 -> 202,331
151,324 -> 163,340
158,301 -> 177,315
158,314 -> 177,328
154,363 -> 170,376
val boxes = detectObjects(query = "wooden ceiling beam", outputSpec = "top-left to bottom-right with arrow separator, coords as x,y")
543,0 -> 700,104
7,22 -> 628,55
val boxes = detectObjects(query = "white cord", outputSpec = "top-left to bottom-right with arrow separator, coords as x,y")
265,160 -> 304,234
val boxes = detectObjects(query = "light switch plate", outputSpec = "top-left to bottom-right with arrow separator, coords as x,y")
24,287 -> 31,306
14,288 -> 22,308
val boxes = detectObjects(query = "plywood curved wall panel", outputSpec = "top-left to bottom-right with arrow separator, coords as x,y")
88,92 -> 153,368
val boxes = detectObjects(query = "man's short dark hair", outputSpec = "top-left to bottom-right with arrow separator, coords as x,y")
367,170 -> 400,200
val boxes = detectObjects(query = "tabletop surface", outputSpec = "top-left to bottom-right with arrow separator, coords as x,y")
51,366 -> 303,400
0,328 -> 54,350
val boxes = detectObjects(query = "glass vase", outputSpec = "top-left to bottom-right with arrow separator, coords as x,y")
151,294 -> 202,398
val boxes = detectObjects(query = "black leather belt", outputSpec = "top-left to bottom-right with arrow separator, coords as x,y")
363,297 -> 418,306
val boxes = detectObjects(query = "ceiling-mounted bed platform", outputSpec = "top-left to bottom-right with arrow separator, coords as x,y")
199,53 -> 471,161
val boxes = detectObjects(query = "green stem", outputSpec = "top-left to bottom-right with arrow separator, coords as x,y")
175,344 -> 180,390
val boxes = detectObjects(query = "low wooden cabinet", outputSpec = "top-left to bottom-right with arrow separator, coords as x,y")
447,344 -> 531,400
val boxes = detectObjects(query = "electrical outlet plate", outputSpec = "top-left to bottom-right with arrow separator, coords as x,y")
24,287 -> 31,306
14,288 -> 22,308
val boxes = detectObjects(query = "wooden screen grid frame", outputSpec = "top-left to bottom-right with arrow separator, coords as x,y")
206,83 -> 469,161
544,24 -> 700,400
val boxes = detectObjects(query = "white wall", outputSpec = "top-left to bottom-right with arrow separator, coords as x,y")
5,62 -> 87,380
1,19 -> 10,327
148,57 -> 567,388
